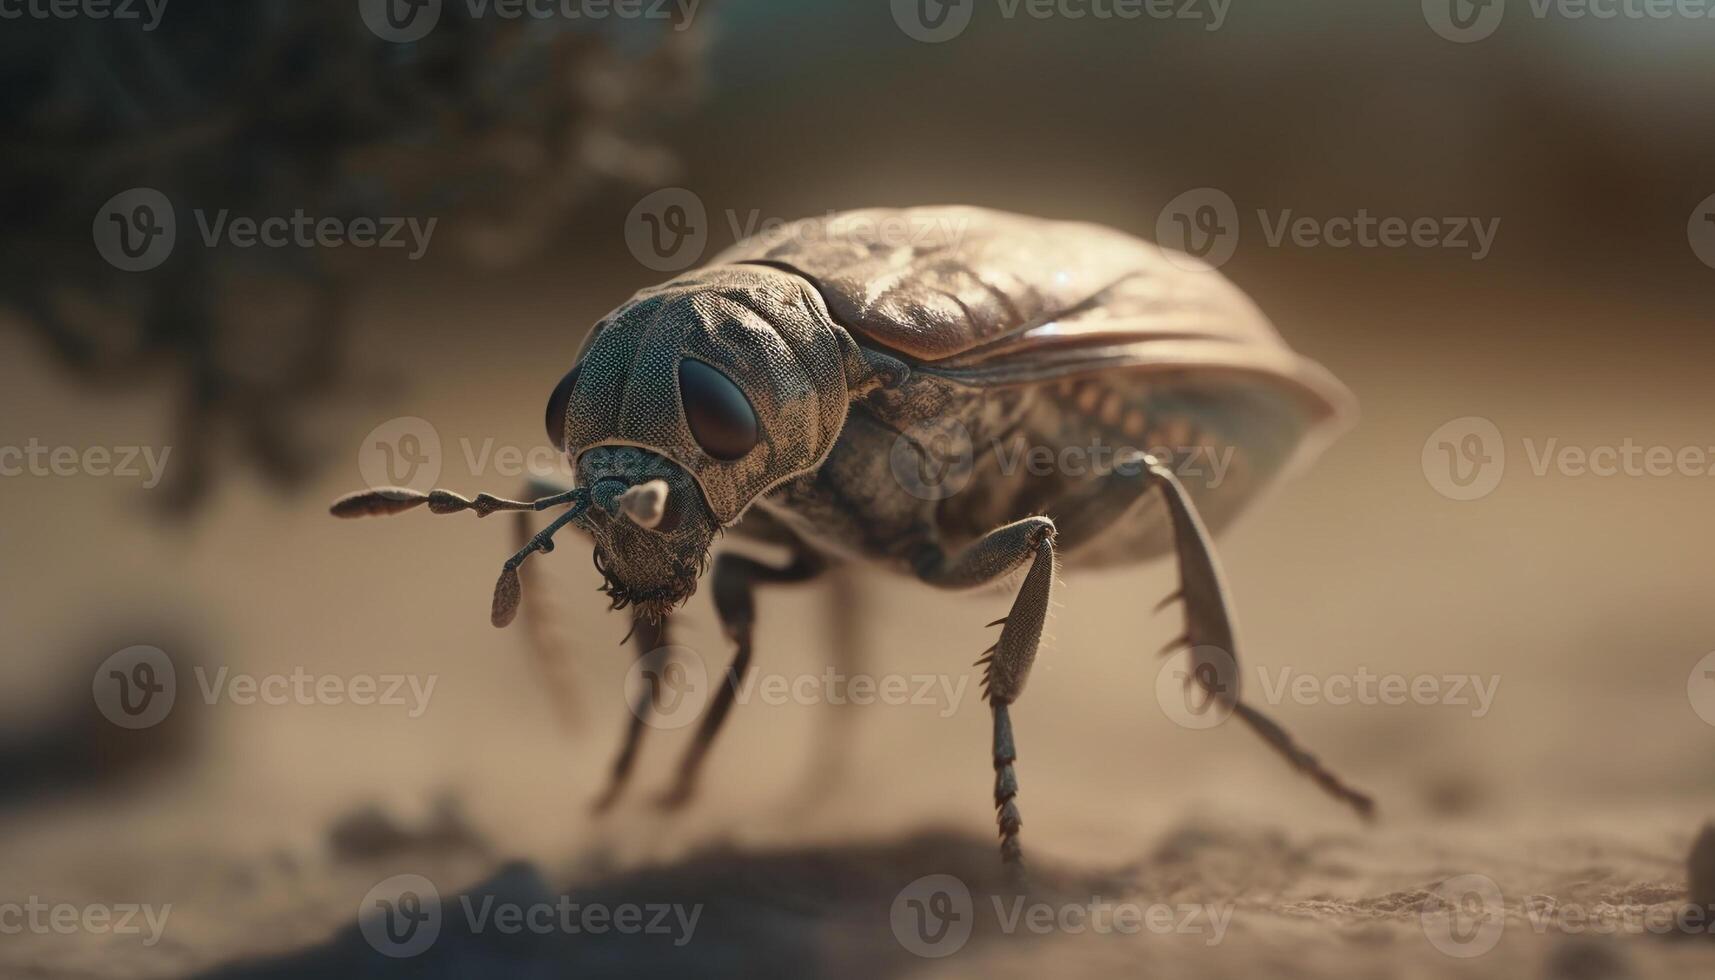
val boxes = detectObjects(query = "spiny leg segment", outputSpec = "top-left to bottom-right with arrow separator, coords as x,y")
916,516 -> 1058,869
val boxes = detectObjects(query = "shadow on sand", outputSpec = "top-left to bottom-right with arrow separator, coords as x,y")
193,830 -> 1116,979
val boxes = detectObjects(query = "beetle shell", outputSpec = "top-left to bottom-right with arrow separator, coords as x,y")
712,207 -> 1354,560
564,206 -> 1352,566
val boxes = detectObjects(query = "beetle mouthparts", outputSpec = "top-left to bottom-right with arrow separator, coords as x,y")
616,480 -> 669,529
589,478 -> 629,515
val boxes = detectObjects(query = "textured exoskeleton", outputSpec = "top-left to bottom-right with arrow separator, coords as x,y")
334,206 -> 1372,866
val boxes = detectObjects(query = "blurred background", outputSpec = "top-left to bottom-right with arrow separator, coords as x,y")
2,1 -> 1714,976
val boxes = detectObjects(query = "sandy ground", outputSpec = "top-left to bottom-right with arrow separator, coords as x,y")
3,259 -> 1715,978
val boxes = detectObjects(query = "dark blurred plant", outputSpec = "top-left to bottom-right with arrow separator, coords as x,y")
0,1 -> 702,514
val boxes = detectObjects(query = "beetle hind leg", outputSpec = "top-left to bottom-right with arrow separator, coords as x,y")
1061,454 -> 1375,820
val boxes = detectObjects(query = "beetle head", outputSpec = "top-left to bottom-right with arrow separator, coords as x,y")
332,265 -> 896,628
539,264 -> 877,617
572,445 -> 714,622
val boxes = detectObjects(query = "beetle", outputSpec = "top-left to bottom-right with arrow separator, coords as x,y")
332,206 -> 1373,866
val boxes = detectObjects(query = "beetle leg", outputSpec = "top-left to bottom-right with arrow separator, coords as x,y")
655,547 -> 827,810
1066,454 -> 1375,820
512,477 -> 587,732
591,612 -> 673,812
915,516 -> 1058,870
787,564 -> 867,813
514,477 -> 684,812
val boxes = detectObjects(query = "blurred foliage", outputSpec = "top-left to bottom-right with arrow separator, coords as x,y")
0,1 -> 703,514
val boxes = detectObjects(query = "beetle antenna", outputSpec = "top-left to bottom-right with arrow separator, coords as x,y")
330,485 -> 584,519
490,491 -> 592,628
330,485 -> 592,628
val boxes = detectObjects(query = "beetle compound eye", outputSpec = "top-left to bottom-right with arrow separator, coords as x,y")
544,364 -> 580,449
678,358 -> 758,461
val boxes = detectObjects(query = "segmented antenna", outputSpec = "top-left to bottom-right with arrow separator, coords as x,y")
330,485 -> 591,628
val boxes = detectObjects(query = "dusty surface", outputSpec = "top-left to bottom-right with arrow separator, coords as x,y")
3,260 -> 1715,979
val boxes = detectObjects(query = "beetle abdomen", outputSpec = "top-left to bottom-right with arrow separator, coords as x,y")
924,371 -> 1304,566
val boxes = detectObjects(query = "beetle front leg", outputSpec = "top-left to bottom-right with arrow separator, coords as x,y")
915,516 -> 1058,869
511,476 -> 588,730
655,548 -> 826,810
591,611 -> 673,813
